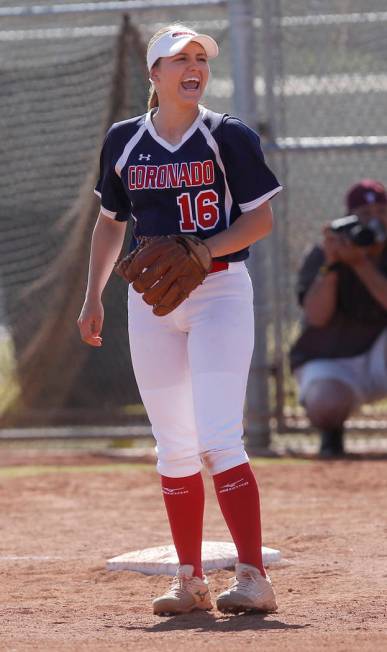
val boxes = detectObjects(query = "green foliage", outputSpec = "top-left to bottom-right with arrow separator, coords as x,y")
0,334 -> 19,416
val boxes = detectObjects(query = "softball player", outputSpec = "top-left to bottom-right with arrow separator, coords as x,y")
78,24 -> 282,615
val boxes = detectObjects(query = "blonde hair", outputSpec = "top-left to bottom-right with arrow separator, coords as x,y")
146,24 -> 194,111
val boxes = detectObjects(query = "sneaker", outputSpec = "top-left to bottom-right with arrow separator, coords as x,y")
319,428 -> 345,458
153,564 -> 213,616
216,562 -> 278,614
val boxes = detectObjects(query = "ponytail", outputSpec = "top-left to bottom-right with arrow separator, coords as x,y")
147,85 -> 159,111
146,24 -> 187,111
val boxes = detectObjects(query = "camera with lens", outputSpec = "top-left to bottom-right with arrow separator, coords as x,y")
330,214 -> 386,247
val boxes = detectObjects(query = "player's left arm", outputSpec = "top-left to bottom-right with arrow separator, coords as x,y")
205,201 -> 273,258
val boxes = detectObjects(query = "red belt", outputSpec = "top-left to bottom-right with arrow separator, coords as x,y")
209,261 -> 229,274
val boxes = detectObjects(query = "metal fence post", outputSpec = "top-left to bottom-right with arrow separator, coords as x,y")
228,0 -> 271,451
227,0 -> 256,128
262,0 -> 286,432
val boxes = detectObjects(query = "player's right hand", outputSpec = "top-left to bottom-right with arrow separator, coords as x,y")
77,298 -> 104,347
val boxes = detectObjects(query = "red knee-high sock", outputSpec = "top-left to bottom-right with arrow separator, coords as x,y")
213,462 -> 265,575
161,472 -> 204,579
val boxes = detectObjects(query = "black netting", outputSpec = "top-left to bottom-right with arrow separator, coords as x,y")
0,15 -> 149,425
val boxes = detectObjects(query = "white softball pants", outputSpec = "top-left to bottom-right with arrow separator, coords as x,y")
127,262 -> 254,478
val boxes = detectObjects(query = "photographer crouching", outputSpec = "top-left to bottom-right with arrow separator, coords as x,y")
290,179 -> 387,457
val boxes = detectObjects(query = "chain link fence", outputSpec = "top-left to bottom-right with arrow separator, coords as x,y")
263,1 -> 387,443
1,1 -> 386,451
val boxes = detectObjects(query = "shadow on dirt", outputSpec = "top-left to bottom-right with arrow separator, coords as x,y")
123,611 -> 311,633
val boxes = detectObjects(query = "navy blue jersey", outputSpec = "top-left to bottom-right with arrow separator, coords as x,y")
95,106 -> 282,261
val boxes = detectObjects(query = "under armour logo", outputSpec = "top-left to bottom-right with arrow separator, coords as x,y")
365,191 -> 376,204
138,153 -> 151,161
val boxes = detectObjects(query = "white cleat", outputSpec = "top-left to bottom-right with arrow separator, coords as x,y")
153,564 -> 213,616
216,562 -> 278,614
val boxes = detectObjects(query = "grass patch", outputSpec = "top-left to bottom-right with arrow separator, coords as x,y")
121,404 -> 147,416
0,333 -> 20,416
0,463 -> 154,479
251,457 -> 311,466
0,457 -> 311,479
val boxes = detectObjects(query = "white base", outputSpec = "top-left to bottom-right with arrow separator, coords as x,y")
107,541 -> 281,576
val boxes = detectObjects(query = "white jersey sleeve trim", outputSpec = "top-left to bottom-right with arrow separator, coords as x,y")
93,189 -> 118,218
114,123 -> 147,177
239,186 -> 283,213
101,205 -> 117,219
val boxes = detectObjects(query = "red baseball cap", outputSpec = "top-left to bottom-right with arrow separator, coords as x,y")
346,179 -> 387,211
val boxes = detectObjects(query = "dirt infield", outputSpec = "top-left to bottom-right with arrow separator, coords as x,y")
0,447 -> 386,651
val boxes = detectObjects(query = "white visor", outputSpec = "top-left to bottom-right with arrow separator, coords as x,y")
147,28 -> 219,71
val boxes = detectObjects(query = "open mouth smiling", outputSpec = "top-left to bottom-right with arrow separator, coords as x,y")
181,77 -> 200,90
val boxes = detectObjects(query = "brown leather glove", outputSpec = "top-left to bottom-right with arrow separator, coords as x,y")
114,235 -> 212,316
